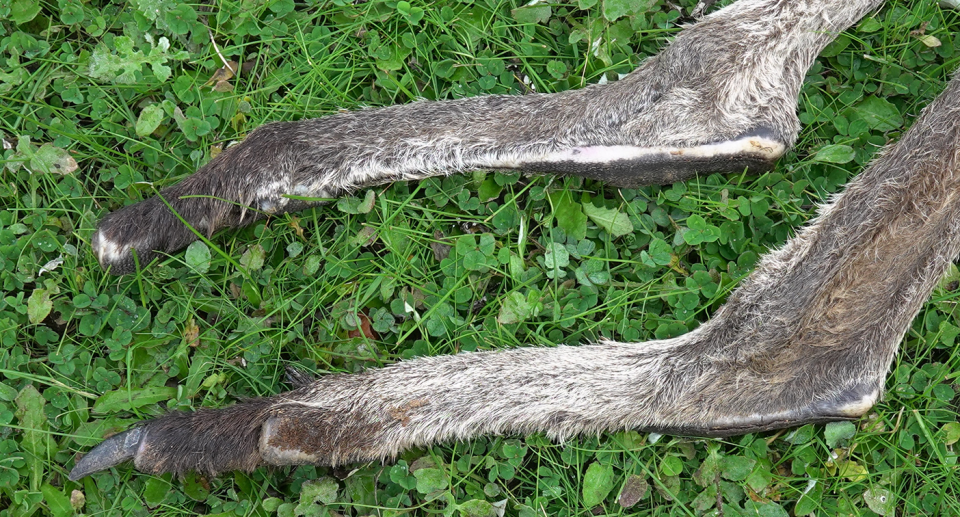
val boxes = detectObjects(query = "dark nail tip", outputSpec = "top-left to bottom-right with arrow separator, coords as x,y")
68,427 -> 144,481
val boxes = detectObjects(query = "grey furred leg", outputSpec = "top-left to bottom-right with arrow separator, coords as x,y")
91,0 -> 882,274
71,68 -> 960,481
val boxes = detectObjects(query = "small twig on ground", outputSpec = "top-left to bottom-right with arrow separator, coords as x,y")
692,0 -> 718,18
207,27 -> 237,76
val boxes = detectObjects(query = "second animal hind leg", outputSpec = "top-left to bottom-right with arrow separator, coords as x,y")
91,0 -> 883,274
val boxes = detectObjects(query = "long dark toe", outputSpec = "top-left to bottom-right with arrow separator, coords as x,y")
68,427 -> 144,481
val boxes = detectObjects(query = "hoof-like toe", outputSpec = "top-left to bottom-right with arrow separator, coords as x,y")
68,427 -> 144,481
91,224 -> 153,275
92,195 -> 214,275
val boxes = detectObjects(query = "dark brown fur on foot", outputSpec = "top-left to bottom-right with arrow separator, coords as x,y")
71,398 -> 277,479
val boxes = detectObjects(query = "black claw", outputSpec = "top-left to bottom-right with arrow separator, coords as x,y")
68,427 -> 144,481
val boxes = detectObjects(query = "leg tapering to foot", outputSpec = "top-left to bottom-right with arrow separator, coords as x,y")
92,0 -> 882,274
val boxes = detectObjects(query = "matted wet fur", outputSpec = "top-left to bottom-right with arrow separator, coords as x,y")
70,0 -> 960,481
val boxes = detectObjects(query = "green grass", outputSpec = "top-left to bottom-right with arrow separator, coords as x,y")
3,0 -> 960,515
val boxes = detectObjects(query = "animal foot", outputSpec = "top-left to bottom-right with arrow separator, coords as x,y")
92,122 -> 317,274
92,194 -> 211,275
69,399 -> 275,479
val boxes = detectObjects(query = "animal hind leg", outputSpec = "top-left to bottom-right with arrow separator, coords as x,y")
71,72 -> 960,479
91,0 -> 883,274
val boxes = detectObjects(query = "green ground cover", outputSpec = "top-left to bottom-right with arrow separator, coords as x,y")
3,0 -> 960,515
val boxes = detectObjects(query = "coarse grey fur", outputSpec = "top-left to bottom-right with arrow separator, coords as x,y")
70,71 -> 960,479
73,0 -> 953,482
91,0 -> 883,274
